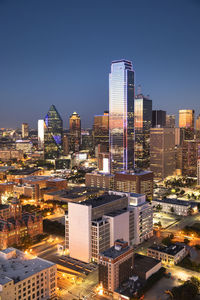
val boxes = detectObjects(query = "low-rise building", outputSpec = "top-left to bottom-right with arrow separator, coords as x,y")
147,244 -> 187,265
0,247 -> 57,300
0,213 -> 43,250
99,240 -> 134,294
133,253 -> 162,280
152,198 -> 198,216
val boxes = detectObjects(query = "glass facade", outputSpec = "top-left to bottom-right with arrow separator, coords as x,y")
69,112 -> 81,153
109,60 -> 135,173
134,95 -> 152,169
179,109 -> 195,140
44,104 -> 63,159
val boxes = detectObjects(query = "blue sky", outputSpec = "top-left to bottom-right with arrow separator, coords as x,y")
0,0 -> 200,128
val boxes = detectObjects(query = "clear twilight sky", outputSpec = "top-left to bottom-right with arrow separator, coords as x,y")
0,0 -> 199,129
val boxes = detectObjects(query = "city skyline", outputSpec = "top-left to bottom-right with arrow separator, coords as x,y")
0,0 -> 200,128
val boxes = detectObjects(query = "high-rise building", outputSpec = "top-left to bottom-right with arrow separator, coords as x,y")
166,114 -> 176,128
22,123 -> 29,139
179,109 -> 195,140
150,127 -> 175,179
152,110 -> 166,128
63,133 -> 69,155
69,112 -> 81,153
44,105 -> 63,159
197,159 -> 200,186
38,119 -> 45,150
196,114 -> 200,139
93,111 -> 109,150
181,140 -> 199,177
65,192 -> 153,263
134,94 -> 152,169
109,60 -> 135,173
98,240 -> 134,293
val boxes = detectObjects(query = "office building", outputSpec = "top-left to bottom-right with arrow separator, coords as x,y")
196,114 -> 200,139
150,127 -> 175,179
0,150 -> 23,162
129,193 -> 153,245
98,240 -> 134,293
152,198 -> 198,216
38,119 -> 45,150
85,172 -> 115,190
0,248 -> 57,300
179,109 -> 195,140
93,111 -> 109,149
114,170 -> 154,200
197,159 -> 200,186
16,140 -> 33,153
166,114 -> 176,128
134,94 -> 152,168
181,140 -> 199,177
44,105 -> 63,159
147,244 -> 187,265
63,133 -> 69,155
69,112 -> 81,153
152,110 -> 166,128
109,60 -> 135,173
65,192 -> 153,263
22,123 -> 29,139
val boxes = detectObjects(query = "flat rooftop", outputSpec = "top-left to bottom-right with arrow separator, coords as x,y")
80,193 -> 124,208
8,168 -> 39,175
105,208 -> 128,217
134,253 -> 161,273
116,169 -> 153,176
148,244 -> 185,256
154,198 -> 194,207
0,248 -> 55,285
100,242 -> 131,260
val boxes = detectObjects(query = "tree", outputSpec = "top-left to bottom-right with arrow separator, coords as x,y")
170,207 -> 175,213
184,238 -> 190,245
162,236 -> 172,246
171,281 -> 198,300
156,204 -> 162,212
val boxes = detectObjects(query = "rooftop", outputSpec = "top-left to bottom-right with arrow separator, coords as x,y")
100,240 -> 131,260
0,248 -> 55,285
8,168 -> 40,176
154,198 -> 194,207
115,169 -> 153,176
80,193 -> 124,208
148,244 -> 185,256
134,253 -> 161,273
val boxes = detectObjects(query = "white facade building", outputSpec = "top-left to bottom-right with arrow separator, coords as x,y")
153,198 -> 198,216
38,119 -> 45,150
0,248 -> 57,300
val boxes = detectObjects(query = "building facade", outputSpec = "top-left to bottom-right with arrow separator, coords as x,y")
150,127 -> 175,179
22,123 -> 29,139
109,60 -> 135,173
179,109 -> 195,140
134,94 -> 152,169
44,105 -> 63,159
152,110 -> 166,128
93,111 -> 109,150
69,112 -> 81,153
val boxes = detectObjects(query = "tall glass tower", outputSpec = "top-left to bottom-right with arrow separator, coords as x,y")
44,104 -> 63,159
109,60 -> 135,173
134,94 -> 152,169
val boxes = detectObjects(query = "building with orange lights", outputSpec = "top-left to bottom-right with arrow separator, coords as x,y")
69,112 -> 81,153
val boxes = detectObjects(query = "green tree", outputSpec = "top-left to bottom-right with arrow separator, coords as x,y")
184,238 -> 190,245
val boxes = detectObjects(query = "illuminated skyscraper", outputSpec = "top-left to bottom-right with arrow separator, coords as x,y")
69,112 -> 81,153
166,114 -> 176,128
196,114 -> 200,139
134,94 -> 152,169
93,111 -> 109,149
44,104 -> 63,159
38,119 -> 44,150
109,60 -> 135,173
179,109 -> 194,140
22,123 -> 29,139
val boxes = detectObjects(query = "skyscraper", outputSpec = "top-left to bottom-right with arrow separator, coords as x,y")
69,112 -> 81,153
93,111 -> 109,150
38,119 -> 44,150
22,123 -> 29,139
166,114 -> 176,128
179,109 -> 195,140
196,114 -> 200,139
150,127 -> 175,179
44,104 -> 63,159
134,94 -> 152,169
109,60 -> 135,173
152,110 -> 166,128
